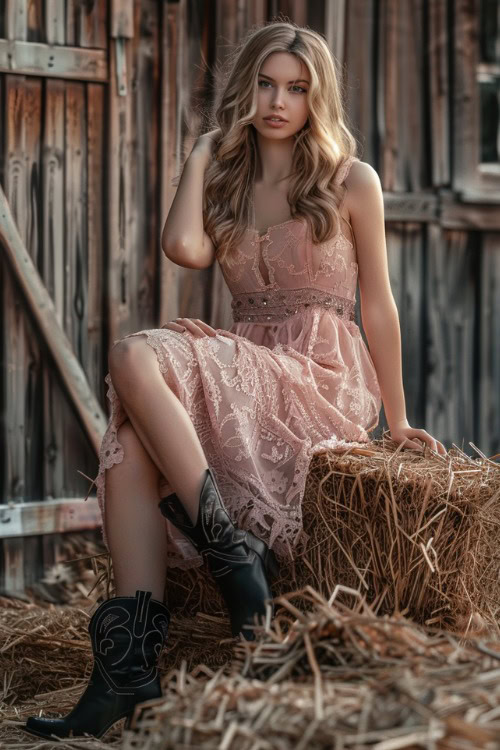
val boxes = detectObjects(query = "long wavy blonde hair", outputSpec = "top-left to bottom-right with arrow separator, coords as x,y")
193,20 -> 359,265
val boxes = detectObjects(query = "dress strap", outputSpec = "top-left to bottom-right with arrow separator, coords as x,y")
336,155 -> 358,185
336,156 -> 358,255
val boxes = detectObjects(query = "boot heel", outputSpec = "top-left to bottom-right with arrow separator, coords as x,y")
246,533 -> 280,580
265,548 -> 280,579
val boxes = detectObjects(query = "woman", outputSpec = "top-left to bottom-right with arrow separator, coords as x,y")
24,19 -> 446,740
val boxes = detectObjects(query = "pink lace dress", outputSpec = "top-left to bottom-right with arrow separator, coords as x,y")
94,155 -> 382,569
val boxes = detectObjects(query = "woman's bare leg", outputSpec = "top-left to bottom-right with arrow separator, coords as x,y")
108,335 -> 209,525
105,420 -> 168,601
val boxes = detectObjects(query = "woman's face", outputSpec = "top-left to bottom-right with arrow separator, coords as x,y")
253,52 -> 310,139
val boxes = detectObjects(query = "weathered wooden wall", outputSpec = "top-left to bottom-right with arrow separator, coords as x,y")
0,0 -> 499,595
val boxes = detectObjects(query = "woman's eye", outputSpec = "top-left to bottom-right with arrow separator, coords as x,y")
258,81 -> 307,93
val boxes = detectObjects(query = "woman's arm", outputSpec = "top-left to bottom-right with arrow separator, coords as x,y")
161,134 -> 217,270
347,161 -> 446,454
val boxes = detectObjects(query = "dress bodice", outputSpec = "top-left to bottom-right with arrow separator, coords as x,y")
217,155 -> 360,326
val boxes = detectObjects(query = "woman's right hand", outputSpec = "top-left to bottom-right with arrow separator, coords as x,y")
191,128 -> 222,162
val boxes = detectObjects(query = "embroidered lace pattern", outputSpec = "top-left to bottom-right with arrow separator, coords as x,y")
91,155 -> 382,571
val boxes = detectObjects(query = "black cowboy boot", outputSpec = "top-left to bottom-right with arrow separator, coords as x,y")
159,467 -> 279,641
23,590 -> 170,740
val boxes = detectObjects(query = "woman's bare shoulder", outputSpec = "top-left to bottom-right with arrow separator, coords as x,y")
345,160 -> 381,220
348,159 -> 379,187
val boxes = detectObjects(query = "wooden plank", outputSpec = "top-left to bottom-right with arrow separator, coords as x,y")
107,31 -> 134,344
41,80 -> 65,326
402,0 -> 425,189
478,235 -> 500,457
87,83 -> 105,400
425,226 -> 477,449
440,192 -> 500,230
453,0 -> 479,194
2,539 -> 25,592
344,0 -> 375,165
65,0 -> 75,45
0,40 -> 108,81
44,0 -> 65,45
111,0 -> 134,39
6,0 -> 27,40
62,79 -> 100,496
64,81 -> 88,361
376,226 -> 405,436
378,0 -> 399,186
107,0 -> 161,341
0,186 -> 108,454
378,0 -> 426,189
21,76 -> 44,503
2,1 -> 28,593
3,75 -> 31,504
75,0 -> 108,49
26,0 -> 44,42
291,0 -> 307,26
383,192 -> 439,222
132,0 -> 161,329
400,224 -> 426,428
324,0 -> 346,66
429,0 -> 450,187
377,225 -> 426,432
42,79 -> 66,497
0,498 -> 101,537
158,0 -> 182,326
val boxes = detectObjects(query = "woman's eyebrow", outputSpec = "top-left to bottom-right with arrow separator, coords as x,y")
258,73 -> 309,84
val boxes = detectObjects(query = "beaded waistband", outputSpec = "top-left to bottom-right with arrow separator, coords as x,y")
231,287 -> 356,323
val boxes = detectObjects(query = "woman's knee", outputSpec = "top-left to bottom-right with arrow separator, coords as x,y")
108,335 -> 147,377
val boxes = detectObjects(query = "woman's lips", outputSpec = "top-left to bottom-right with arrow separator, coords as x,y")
263,117 -> 288,128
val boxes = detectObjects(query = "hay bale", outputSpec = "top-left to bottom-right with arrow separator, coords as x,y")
298,435 -> 500,632
96,435 -> 500,634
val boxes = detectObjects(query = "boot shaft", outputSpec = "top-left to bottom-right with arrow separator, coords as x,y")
90,590 -> 170,692
159,467 -> 238,552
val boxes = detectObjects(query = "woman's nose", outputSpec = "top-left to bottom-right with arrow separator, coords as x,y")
271,88 -> 285,107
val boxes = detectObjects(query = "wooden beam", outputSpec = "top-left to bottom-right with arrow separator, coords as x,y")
0,186 -> 107,455
383,192 -> 439,222
0,40 -> 108,81
111,0 -> 134,38
440,192 -> 500,230
0,498 -> 101,537
382,191 -> 500,230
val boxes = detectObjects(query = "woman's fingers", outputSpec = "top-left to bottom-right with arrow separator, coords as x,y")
401,437 -> 424,451
412,429 -> 448,455
195,319 -> 219,336
161,318 -> 218,337
400,430 -> 447,455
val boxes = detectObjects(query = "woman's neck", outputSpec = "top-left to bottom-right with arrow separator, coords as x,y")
254,131 -> 294,185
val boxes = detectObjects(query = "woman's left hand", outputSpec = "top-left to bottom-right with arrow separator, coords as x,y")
389,420 -> 447,455
162,318 -> 219,338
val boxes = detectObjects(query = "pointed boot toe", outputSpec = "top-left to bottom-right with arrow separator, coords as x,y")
23,590 -> 170,740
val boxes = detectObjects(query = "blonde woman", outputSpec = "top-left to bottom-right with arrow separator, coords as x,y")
24,19 -> 446,740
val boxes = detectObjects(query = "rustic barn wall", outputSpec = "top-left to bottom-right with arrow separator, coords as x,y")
0,0 -> 498,595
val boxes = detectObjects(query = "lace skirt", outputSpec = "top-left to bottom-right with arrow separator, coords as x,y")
94,317 -> 381,570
